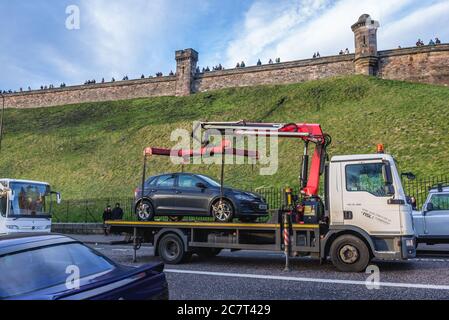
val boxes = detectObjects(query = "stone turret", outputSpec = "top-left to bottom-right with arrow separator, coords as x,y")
351,14 -> 380,76
175,48 -> 198,96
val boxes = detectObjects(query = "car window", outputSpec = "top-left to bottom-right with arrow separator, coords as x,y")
0,243 -> 115,299
156,175 -> 175,188
346,163 -> 387,197
178,175 -> 203,188
430,194 -> 449,211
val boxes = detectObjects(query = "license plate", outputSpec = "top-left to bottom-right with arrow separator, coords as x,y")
259,204 -> 268,210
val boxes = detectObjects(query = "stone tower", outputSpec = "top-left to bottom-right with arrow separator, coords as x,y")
175,48 -> 198,96
351,14 -> 380,76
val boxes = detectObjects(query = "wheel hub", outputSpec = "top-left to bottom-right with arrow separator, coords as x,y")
213,201 -> 232,221
339,245 -> 359,264
138,204 -> 150,219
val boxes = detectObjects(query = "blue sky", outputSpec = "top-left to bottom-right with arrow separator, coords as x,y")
1,0 -> 448,91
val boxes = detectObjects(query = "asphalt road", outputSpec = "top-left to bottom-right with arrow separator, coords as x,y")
84,239 -> 449,300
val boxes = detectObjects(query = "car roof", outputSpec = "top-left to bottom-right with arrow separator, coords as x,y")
0,233 -> 78,256
429,187 -> 449,193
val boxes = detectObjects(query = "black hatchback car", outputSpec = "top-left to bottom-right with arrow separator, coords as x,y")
134,173 -> 268,222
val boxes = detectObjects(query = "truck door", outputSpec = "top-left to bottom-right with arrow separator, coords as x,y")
342,161 -> 401,234
424,193 -> 449,237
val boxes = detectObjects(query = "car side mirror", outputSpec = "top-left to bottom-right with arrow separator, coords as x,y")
196,182 -> 207,189
426,203 -> 434,212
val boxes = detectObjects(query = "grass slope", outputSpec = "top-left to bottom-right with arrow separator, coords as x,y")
1,75 -> 448,200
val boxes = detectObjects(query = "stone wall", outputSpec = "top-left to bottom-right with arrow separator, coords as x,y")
5,76 -> 176,109
378,44 -> 449,86
193,55 -> 355,92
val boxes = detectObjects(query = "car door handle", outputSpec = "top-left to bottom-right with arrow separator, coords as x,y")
175,190 -> 182,194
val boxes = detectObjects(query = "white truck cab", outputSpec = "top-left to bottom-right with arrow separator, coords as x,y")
323,153 -> 416,264
0,179 -> 61,234
413,185 -> 449,244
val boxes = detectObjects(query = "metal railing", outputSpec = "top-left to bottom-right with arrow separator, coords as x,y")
402,174 -> 449,209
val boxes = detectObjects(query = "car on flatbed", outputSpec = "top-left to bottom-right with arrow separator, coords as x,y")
413,185 -> 449,245
0,233 -> 168,300
134,173 -> 268,223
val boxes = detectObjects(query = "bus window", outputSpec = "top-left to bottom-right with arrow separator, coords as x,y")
9,182 -> 50,217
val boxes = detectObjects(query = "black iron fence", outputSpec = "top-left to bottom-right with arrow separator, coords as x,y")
52,175 -> 449,223
402,174 -> 449,209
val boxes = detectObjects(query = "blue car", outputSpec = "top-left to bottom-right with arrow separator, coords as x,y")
0,234 -> 168,300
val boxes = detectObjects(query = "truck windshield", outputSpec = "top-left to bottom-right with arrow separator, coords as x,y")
8,182 -> 51,218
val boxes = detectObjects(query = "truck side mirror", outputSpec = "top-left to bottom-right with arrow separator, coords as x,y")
426,203 -> 434,212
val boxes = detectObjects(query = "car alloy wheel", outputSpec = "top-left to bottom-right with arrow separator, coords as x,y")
136,200 -> 154,221
212,199 -> 233,222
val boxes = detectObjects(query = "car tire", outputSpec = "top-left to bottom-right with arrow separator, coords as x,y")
158,233 -> 190,264
195,248 -> 222,258
136,200 -> 155,222
211,199 -> 234,223
330,235 -> 371,273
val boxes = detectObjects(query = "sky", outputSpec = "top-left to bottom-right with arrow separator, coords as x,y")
0,0 -> 448,91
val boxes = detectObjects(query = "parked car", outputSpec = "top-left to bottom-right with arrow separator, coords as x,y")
134,173 -> 268,223
0,233 -> 168,300
412,185 -> 449,245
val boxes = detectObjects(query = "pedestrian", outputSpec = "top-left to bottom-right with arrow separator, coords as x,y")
435,37 -> 441,45
257,59 -> 262,66
316,52 -> 321,58
429,39 -> 435,46
313,53 -> 317,59
339,50 -> 344,55
112,202 -> 124,220
102,205 -> 112,235
345,48 -> 350,54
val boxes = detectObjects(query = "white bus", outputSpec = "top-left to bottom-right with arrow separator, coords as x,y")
0,179 -> 61,234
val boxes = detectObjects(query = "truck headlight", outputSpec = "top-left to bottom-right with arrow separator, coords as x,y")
6,225 -> 19,230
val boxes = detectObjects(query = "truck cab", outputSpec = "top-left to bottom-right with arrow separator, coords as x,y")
0,179 -> 61,234
413,185 -> 449,244
324,154 -> 416,267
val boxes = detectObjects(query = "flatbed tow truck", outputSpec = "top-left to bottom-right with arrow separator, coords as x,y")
107,121 -> 416,272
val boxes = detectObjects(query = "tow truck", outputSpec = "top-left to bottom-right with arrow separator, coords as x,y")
107,121 -> 416,272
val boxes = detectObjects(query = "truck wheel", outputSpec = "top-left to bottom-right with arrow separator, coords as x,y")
136,200 -> 155,222
330,235 -> 370,272
211,199 -> 234,222
158,234 -> 190,264
195,248 -> 222,258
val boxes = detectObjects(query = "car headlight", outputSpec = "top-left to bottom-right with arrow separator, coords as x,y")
235,193 -> 255,201
6,225 -> 19,230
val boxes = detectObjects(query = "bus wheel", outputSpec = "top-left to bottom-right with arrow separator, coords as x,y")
158,233 -> 190,264
330,235 -> 370,273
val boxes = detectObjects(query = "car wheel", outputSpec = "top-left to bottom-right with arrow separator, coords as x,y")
168,216 -> 184,222
136,200 -> 155,222
211,199 -> 234,222
330,235 -> 371,273
158,234 -> 190,264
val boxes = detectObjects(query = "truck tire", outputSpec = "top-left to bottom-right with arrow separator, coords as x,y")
195,248 -> 222,258
330,235 -> 370,273
158,233 -> 190,264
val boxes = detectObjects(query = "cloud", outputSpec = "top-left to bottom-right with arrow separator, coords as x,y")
224,0 -> 449,66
